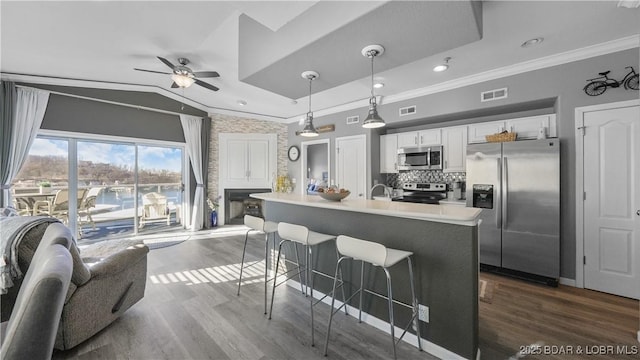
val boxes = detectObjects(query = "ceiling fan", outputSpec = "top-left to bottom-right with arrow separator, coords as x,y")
134,56 -> 220,91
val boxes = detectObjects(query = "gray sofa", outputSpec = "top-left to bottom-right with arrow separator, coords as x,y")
1,218 -> 149,350
1,223 -> 73,360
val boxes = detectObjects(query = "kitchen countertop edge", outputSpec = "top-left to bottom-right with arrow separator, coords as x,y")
251,192 -> 481,226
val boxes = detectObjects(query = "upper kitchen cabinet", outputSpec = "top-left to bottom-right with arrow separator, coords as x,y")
380,133 -> 398,173
219,133 -> 277,188
442,126 -> 467,173
397,129 -> 441,148
505,114 -> 557,139
468,114 -> 557,143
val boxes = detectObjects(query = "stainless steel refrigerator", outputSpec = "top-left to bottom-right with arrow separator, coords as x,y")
466,139 -> 560,280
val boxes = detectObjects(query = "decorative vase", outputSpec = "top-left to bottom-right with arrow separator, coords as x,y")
210,210 -> 218,228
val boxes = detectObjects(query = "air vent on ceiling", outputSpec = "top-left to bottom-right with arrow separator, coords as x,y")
481,88 -> 508,102
399,105 -> 417,116
346,115 -> 360,125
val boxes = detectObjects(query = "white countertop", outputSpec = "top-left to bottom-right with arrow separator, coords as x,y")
440,199 -> 467,206
251,192 -> 481,226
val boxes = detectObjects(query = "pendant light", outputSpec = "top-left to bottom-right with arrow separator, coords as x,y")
361,44 -> 386,129
300,70 -> 319,137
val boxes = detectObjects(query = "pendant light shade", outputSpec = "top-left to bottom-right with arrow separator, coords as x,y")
361,45 -> 386,129
300,71 -> 319,137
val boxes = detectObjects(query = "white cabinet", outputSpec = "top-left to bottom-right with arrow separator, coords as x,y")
468,114 -> 557,143
418,129 -> 441,146
468,121 -> 505,144
397,129 -> 441,147
379,134 -> 398,173
219,133 -> 277,188
505,114 -> 556,139
442,126 -> 467,173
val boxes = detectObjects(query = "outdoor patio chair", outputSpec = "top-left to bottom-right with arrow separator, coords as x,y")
34,189 -> 87,224
77,187 -> 102,230
139,192 -> 170,228
34,189 -> 69,222
11,198 -> 31,216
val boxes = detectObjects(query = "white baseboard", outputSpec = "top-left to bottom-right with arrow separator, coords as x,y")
285,280 -> 469,360
559,277 -> 576,287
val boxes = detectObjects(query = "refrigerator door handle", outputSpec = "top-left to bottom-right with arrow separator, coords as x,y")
502,156 -> 508,227
497,157 -> 502,229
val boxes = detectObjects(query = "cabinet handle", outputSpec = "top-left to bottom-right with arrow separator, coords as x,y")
420,135 -> 424,144
445,160 -> 447,168
637,210 -> 640,216
414,136 -> 417,145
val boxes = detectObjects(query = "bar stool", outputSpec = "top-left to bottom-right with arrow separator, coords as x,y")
237,215 -> 280,314
323,235 -> 422,359
269,222 -> 346,346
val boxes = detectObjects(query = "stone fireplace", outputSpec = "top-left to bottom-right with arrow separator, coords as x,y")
224,188 -> 271,224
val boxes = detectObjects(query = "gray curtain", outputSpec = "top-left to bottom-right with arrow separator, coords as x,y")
201,116 -> 211,228
0,81 -> 16,207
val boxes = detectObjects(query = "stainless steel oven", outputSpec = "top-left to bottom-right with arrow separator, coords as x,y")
397,146 -> 443,170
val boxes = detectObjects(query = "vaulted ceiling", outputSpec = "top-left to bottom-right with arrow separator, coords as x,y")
1,1 -> 638,122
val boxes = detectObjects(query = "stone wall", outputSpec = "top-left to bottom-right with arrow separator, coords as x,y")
208,113 -> 288,201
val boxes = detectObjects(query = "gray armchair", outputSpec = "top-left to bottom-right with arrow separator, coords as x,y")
1,218 -> 149,350
1,222 -> 73,360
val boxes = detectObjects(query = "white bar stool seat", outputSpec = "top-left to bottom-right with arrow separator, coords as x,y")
269,222 -> 346,347
237,215 -> 279,314
324,235 -> 422,359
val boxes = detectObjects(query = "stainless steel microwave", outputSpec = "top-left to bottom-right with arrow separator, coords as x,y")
397,146 -> 443,170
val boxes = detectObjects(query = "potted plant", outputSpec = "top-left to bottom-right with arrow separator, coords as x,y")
207,195 -> 221,228
38,181 -> 51,194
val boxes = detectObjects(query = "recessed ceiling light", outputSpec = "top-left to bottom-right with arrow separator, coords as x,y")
373,82 -> 384,89
521,37 -> 544,48
237,100 -> 247,106
433,57 -> 451,72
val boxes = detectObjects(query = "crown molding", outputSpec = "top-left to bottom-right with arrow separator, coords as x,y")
300,35 -> 640,122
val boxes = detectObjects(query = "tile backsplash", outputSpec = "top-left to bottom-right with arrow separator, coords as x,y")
386,170 -> 465,189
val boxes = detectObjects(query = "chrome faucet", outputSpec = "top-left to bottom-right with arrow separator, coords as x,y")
370,183 -> 391,199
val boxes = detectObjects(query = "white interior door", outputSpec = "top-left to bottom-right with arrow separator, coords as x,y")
335,135 -> 366,199
583,105 -> 639,299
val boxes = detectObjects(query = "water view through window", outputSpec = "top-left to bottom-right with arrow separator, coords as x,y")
12,137 -> 185,243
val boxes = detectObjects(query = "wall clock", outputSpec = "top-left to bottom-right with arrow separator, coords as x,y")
288,145 -> 300,161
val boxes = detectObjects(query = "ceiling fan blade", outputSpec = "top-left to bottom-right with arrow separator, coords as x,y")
193,71 -> 219,78
134,68 -> 172,75
157,56 -> 176,70
195,79 -> 219,92
171,82 -> 179,88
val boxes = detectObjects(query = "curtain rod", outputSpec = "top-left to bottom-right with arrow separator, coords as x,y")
15,84 -> 204,118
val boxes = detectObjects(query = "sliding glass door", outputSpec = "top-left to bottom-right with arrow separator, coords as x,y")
11,133 -> 186,243
137,145 -> 184,234
77,140 -> 137,240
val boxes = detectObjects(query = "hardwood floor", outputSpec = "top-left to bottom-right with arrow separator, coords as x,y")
52,231 -> 639,360
479,272 -> 639,360
54,232 -> 436,360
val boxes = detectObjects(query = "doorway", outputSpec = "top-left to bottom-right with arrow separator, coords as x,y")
576,100 -> 639,299
335,135 -> 366,199
300,139 -> 330,194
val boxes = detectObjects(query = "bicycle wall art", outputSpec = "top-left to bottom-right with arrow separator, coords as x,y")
583,66 -> 639,96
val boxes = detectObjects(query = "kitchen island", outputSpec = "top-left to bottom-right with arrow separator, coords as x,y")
251,192 -> 481,360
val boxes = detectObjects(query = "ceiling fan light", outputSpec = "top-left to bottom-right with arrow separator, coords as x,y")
171,73 -> 195,88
